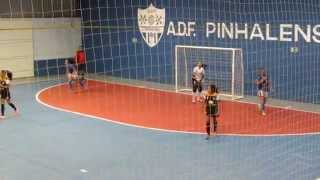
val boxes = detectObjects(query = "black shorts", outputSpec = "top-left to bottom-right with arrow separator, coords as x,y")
0,89 -> 10,100
78,64 -> 86,73
207,113 -> 218,117
192,79 -> 202,92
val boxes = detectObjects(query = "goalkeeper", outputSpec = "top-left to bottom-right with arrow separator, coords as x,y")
192,62 -> 205,103
74,46 -> 86,88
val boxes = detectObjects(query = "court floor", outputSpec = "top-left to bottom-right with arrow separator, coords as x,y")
0,79 -> 319,180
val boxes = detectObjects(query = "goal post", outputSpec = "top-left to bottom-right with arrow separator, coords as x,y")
175,45 -> 244,99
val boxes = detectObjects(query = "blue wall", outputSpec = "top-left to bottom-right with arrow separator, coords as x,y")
81,0 -> 320,104
34,58 -> 71,77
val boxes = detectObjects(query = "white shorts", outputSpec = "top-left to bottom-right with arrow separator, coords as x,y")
257,90 -> 268,97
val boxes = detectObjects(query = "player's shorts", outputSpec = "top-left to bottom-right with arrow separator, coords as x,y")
257,90 -> 268,97
0,88 -> 10,100
78,63 -> 86,73
206,106 -> 218,117
192,79 -> 202,92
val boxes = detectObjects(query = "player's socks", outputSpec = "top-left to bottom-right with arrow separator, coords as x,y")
8,103 -> 16,111
213,119 -> 217,133
197,92 -> 201,102
68,80 -> 73,88
79,79 -> 85,87
192,94 -> 196,103
206,121 -> 210,137
1,104 -> 4,117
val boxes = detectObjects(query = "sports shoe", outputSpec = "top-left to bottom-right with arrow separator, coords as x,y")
262,111 -> 266,116
14,109 -> 19,116
205,135 -> 210,140
0,115 -> 5,119
192,96 -> 196,103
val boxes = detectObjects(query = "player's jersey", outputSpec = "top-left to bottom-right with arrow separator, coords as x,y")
75,50 -> 86,64
0,80 -> 10,99
205,94 -> 219,115
192,66 -> 205,82
0,80 -> 8,88
67,59 -> 77,73
257,75 -> 269,92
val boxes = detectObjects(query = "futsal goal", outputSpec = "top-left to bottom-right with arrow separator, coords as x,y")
175,45 -> 244,99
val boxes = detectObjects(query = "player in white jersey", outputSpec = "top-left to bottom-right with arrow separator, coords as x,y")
192,62 -> 205,103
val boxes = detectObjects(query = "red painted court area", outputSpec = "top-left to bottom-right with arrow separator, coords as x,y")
38,80 -> 320,135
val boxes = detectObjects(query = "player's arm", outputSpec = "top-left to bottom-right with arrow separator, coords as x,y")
216,94 -> 220,116
267,79 -> 272,92
200,69 -> 205,82
203,95 -> 207,114
255,77 -> 264,85
192,67 -> 197,80
192,72 -> 196,80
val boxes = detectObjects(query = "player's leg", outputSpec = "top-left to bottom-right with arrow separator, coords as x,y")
257,90 -> 263,112
192,80 -> 197,103
78,64 -> 86,88
78,71 -> 85,88
205,116 -> 211,139
0,98 -> 5,119
213,116 -> 218,135
67,72 -> 73,88
6,94 -> 17,114
197,82 -> 203,102
261,92 -> 267,115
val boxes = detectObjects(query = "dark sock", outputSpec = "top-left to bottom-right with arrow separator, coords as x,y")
1,104 -> 4,116
213,118 -> 217,132
69,80 -> 73,88
206,121 -> 210,136
8,103 -> 16,111
79,79 -> 85,87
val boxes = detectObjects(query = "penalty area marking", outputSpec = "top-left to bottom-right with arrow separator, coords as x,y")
35,81 -> 320,137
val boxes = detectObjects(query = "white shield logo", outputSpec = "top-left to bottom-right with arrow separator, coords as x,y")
138,4 -> 165,48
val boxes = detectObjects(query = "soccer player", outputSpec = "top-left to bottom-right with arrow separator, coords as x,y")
192,62 -> 205,103
74,46 -> 86,87
203,84 -> 219,139
65,59 -> 77,89
0,70 -> 18,119
255,69 -> 270,116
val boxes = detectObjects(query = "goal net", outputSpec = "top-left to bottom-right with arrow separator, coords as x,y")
175,45 -> 244,99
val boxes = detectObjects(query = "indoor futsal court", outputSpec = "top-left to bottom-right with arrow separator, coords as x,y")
0,0 -> 320,180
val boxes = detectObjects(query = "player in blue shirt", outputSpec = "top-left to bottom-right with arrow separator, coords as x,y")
65,59 -> 77,89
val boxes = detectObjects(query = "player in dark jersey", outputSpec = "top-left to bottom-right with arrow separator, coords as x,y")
203,84 -> 219,140
0,70 -> 17,119
255,69 -> 270,116
65,59 -> 77,89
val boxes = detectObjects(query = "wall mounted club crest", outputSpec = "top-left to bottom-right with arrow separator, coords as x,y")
138,3 -> 165,48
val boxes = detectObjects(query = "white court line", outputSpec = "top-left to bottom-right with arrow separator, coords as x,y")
35,80 -> 320,137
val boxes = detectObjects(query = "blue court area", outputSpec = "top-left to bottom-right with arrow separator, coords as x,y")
0,81 -> 319,180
